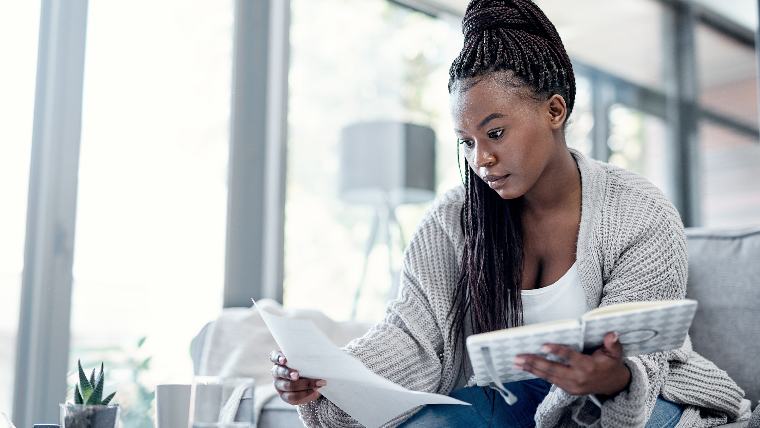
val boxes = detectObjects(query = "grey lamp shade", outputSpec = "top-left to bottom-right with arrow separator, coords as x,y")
339,120 -> 437,206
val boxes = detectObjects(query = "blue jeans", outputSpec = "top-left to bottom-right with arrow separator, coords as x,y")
400,379 -> 684,427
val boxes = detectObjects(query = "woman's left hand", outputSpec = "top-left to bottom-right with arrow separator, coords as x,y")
514,331 -> 632,397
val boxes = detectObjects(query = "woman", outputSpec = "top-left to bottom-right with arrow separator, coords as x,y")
270,0 -> 747,426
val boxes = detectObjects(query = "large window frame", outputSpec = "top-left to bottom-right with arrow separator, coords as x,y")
11,0 -> 759,425
12,0 -> 288,425
13,0 -> 88,423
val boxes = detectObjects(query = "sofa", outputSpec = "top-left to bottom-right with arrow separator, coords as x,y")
192,226 -> 760,427
680,227 -> 760,427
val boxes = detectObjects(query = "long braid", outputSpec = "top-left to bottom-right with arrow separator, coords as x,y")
448,0 -> 574,347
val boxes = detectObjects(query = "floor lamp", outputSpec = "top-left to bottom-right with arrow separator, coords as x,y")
338,120 -> 437,320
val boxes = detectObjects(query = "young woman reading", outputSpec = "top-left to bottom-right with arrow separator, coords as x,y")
270,0 -> 746,426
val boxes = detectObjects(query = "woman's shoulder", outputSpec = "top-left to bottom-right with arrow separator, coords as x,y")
430,185 -> 465,215
428,185 -> 465,233
583,158 -> 686,258
590,157 -> 682,227
402,186 -> 464,291
407,185 -> 465,250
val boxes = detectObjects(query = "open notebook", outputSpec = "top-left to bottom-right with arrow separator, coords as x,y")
466,299 -> 698,405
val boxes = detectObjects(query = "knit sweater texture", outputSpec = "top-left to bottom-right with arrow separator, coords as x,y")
298,149 -> 748,427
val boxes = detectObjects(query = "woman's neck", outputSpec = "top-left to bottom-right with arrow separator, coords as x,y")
522,146 -> 581,218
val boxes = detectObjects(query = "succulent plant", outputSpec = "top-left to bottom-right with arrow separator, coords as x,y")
73,360 -> 116,406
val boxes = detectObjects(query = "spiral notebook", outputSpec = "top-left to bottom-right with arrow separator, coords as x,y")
466,299 -> 698,405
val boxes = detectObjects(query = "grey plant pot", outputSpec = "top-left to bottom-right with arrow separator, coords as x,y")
60,404 -> 119,428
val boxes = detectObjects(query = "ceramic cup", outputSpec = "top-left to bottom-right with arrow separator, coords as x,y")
155,384 -> 191,428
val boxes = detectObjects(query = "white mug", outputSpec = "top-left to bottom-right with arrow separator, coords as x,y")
155,384 -> 191,428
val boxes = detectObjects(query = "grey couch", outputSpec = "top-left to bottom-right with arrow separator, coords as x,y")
195,227 -> 760,427
682,227 -> 760,427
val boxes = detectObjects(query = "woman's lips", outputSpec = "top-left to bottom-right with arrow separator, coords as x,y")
485,174 -> 509,189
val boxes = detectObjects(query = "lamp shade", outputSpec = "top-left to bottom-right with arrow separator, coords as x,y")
339,120 -> 436,206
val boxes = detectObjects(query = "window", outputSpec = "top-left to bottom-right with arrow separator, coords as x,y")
700,124 -> 760,227
70,1 -> 233,422
284,0 -> 462,321
690,0 -> 757,36
696,23 -> 758,128
537,0 -> 667,91
566,75 -> 594,157
695,20 -> 760,227
0,0 -> 40,413
608,105 -> 673,201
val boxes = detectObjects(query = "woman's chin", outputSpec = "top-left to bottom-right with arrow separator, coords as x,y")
493,187 -> 523,200
484,175 -> 522,200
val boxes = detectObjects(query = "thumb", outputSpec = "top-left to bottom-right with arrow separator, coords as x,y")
602,331 -> 624,358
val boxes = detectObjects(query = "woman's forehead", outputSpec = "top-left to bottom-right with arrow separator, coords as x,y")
450,78 -> 535,123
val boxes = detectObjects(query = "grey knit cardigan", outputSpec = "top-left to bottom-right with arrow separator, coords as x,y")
298,149 -> 748,427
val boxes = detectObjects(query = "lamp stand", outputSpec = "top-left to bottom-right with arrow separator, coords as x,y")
350,200 -> 405,320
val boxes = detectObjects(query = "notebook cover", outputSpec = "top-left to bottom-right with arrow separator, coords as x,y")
581,299 -> 698,356
466,321 -> 582,386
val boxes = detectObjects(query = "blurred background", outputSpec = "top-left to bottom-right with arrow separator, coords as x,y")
2,0 -> 758,426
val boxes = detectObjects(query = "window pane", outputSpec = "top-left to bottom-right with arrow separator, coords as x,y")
536,0 -> 667,91
608,105 -> 673,201
700,124 -> 760,227
285,0 -> 462,321
71,1 -> 232,423
0,0 -> 40,413
690,0 -> 757,33
696,23 -> 759,127
566,75 -> 594,157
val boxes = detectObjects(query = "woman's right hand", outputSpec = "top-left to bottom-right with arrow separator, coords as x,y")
270,350 -> 326,405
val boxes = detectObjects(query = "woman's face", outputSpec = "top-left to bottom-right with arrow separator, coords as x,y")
450,73 -> 566,200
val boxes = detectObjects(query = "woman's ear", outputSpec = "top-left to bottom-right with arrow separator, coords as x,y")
546,94 -> 567,130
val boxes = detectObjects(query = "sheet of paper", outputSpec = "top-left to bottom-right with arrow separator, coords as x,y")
253,300 -> 469,428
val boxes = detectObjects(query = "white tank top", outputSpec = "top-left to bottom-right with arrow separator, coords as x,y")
520,262 -> 588,325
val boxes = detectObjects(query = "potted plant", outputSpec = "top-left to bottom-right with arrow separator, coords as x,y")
60,360 -> 119,428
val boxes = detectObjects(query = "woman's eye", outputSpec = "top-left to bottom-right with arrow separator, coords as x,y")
488,129 -> 504,139
458,138 -> 473,148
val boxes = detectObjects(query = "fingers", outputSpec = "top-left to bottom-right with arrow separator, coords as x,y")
602,331 -> 623,357
271,363 -> 299,380
269,351 -> 326,405
539,344 -> 589,368
516,339 -> 626,396
274,377 -> 326,392
270,364 -> 325,405
269,350 -> 287,365
281,388 -> 323,405
515,353 -> 574,382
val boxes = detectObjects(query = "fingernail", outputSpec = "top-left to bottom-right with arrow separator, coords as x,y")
290,371 -> 299,380
278,356 -> 285,364
613,332 -> 619,341
514,357 -> 525,364
540,345 -> 551,353
316,380 -> 326,387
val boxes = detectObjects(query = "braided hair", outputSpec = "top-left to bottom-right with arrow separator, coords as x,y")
449,0 -> 575,109
447,0 -> 576,345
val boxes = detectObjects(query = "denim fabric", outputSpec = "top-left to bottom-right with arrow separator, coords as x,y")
399,379 -> 684,427
644,396 -> 684,428
400,379 -> 552,427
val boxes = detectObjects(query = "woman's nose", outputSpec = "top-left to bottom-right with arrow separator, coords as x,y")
474,145 -> 496,167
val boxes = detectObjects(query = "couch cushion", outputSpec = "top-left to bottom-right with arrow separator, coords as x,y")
685,227 -> 760,404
